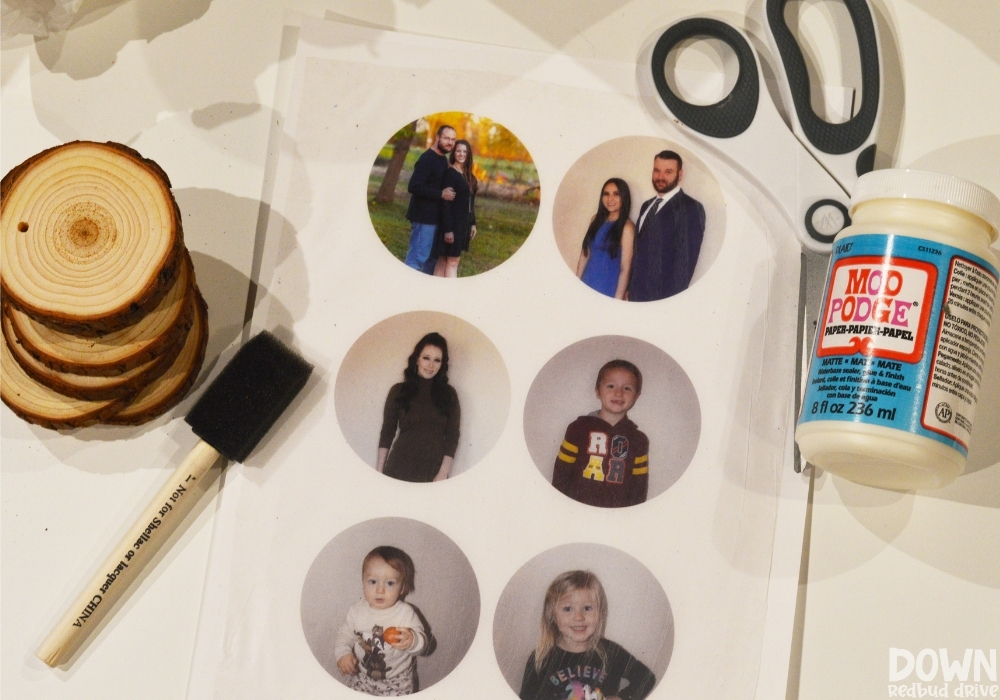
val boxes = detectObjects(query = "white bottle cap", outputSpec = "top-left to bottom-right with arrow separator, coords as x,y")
852,169 -> 1000,242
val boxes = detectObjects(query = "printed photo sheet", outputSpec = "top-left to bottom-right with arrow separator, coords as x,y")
188,18 -> 810,700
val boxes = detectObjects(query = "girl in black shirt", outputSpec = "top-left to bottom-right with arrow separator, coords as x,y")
519,571 -> 655,700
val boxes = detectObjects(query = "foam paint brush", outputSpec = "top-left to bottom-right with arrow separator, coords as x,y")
35,331 -> 313,667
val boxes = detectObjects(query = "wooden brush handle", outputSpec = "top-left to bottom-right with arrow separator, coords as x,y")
36,440 -> 222,667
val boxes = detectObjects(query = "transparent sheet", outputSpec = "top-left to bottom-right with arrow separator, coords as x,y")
188,17 -> 809,700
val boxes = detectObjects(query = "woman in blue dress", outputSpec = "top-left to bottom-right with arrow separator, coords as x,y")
576,178 -> 635,299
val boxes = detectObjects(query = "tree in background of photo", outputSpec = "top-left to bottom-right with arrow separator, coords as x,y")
368,112 -> 539,276
374,121 -> 417,204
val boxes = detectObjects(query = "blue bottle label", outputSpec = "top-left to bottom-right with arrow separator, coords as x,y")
798,233 -> 998,455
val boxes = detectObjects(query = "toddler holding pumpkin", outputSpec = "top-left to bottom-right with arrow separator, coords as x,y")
334,546 -> 428,695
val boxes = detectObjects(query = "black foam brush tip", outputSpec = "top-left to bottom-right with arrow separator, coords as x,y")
185,331 -> 313,463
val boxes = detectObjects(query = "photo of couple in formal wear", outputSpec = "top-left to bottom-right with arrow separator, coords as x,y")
368,112 -> 539,278
554,137 -> 725,302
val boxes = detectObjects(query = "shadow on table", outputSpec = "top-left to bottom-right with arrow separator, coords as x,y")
32,0 -> 213,80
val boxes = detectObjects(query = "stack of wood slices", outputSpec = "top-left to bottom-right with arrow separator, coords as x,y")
1,142 -> 208,429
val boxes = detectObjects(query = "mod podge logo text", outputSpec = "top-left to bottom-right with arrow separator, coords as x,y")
889,648 -> 997,697
820,257 -> 935,361
829,267 -> 911,327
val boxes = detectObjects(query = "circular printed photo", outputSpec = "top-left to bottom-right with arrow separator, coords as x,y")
493,543 -> 674,700
552,136 -> 726,301
523,335 -> 700,508
301,518 -> 480,695
335,311 -> 511,483
367,111 -> 540,277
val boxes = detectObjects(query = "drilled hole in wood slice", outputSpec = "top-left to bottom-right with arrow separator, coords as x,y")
17,222 -> 28,232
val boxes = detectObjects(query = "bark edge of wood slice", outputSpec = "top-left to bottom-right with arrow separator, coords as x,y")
1,332 -> 129,429
3,250 -> 194,376
1,141 -> 183,333
3,309 -> 187,402
106,287 -> 209,425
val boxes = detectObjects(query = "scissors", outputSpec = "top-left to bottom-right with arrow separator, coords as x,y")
638,0 -> 883,470
639,0 -> 882,253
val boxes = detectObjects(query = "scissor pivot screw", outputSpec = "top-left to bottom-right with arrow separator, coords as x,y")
805,199 -> 851,244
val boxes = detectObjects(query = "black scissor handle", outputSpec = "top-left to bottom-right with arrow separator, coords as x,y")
650,18 -> 759,139
766,0 -> 880,160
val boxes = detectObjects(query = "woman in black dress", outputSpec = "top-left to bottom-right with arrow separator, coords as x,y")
432,139 -> 478,278
376,332 -> 461,482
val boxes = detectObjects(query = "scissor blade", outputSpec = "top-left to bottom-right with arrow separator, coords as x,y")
794,248 -> 831,471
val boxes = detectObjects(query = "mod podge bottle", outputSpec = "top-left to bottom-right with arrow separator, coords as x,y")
796,169 -> 1000,490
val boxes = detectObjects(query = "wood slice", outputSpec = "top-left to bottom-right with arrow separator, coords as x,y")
1,332 -> 128,429
4,251 -> 193,376
107,288 -> 208,425
1,141 -> 183,333
3,309 -> 185,401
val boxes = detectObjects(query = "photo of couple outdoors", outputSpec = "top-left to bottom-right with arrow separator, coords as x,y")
368,112 -> 539,277
577,150 -> 706,301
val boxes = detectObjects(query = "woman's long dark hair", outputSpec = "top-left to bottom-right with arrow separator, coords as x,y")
581,178 -> 631,259
449,139 -> 479,195
396,332 -> 453,416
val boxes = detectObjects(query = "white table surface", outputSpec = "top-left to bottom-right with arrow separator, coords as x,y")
2,1 -> 998,699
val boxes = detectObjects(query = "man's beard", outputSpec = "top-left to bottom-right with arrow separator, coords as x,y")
652,176 -> 679,194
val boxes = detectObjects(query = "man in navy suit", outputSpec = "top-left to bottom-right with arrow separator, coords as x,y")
627,150 -> 706,301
